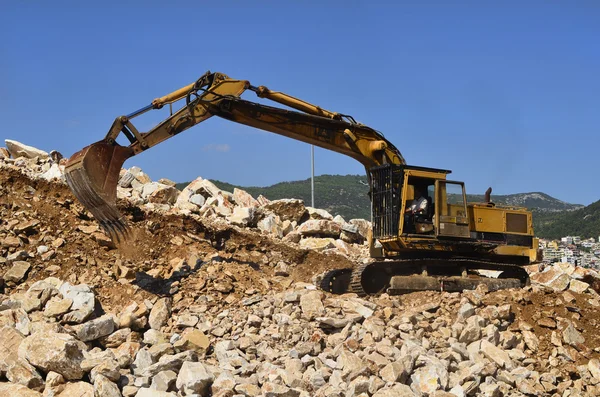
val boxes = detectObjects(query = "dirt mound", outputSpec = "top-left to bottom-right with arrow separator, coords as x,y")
0,167 -> 354,311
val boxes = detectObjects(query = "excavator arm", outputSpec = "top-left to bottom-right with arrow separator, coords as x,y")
65,71 -> 405,243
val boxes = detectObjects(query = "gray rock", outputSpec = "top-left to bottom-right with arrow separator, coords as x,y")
132,349 -> 155,376
458,303 -> 476,320
4,261 -> 31,284
140,351 -> 197,377
563,323 -> 585,346
72,314 -> 115,342
58,282 -> 95,323
18,331 -> 86,380
150,370 -> 177,391
175,361 -> 214,395
118,171 -> 136,188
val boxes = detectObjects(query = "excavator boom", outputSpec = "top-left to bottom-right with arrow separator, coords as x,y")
65,71 -> 404,242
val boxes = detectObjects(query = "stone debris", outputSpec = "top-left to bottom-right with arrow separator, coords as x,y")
1,140 -> 600,396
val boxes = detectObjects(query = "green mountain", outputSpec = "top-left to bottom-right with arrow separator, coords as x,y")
533,200 -> 600,239
177,174 -> 593,238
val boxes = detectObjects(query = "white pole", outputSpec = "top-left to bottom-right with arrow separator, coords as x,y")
311,145 -> 315,207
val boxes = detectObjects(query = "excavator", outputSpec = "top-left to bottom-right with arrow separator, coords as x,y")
64,71 -> 538,296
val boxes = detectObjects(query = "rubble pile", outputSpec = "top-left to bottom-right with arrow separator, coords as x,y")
2,139 -> 600,397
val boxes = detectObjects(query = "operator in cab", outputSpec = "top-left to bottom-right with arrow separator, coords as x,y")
404,184 -> 429,233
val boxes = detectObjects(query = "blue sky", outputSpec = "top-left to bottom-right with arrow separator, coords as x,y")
1,1 -> 598,205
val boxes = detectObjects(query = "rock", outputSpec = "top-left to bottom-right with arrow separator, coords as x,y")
136,388 -> 176,397
300,290 -> 325,319
410,357 -> 448,395
563,323 -> 585,346
0,325 -> 25,372
458,303 -> 476,320
522,330 -> 539,352
537,317 -> 557,329
144,329 -> 168,345
4,261 -> 31,284
227,207 -> 256,227
233,188 -> 259,207
6,359 -> 44,391
44,298 -> 73,317
0,147 -> 9,158
0,383 -> 43,397
274,261 -> 290,277
175,361 -> 214,395
380,362 -> 409,383
548,274 -> 571,291
150,370 -> 177,392
373,384 -> 417,396
297,220 -> 342,237
261,382 -> 301,397
40,163 -> 63,181
94,374 -> 121,397
56,382 -> 94,396
118,171 -> 136,188
588,359 -> 600,380
132,349 -> 154,376
263,199 -> 307,223
306,207 -> 334,220
89,359 -> 120,382
148,184 -> 179,205
5,140 -> 49,159
569,279 -> 590,293
72,314 -> 115,342
257,214 -> 284,238
149,298 -> 171,330
18,331 -> 87,380
299,237 -> 336,251
481,340 -> 513,370
58,282 -> 95,323
189,194 -> 206,206
140,351 -> 197,377
173,329 -> 210,353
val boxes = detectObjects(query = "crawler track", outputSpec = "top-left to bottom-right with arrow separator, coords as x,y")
322,256 -> 530,296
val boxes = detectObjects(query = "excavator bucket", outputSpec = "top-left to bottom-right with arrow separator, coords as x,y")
64,141 -> 134,244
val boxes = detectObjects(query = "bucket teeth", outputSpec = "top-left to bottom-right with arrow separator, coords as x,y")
64,141 -> 134,245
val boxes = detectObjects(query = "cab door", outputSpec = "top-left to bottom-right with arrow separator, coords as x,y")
435,180 -> 470,238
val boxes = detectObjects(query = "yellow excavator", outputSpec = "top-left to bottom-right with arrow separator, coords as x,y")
65,71 -> 538,295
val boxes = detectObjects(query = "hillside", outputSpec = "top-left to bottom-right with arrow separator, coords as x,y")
533,200 -> 600,239
177,175 -> 589,237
